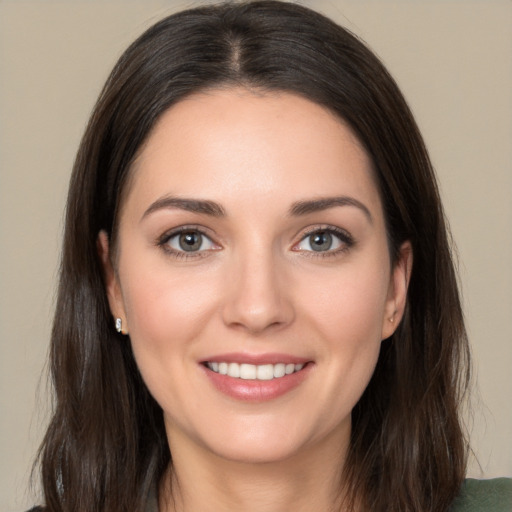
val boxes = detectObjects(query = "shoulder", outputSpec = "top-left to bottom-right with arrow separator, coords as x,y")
450,478 -> 512,512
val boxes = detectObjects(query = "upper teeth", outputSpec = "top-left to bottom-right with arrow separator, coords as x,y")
207,362 -> 304,380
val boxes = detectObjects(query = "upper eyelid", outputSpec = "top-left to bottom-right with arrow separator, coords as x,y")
156,224 -> 353,250
293,225 -> 355,251
294,225 -> 353,243
157,226 -> 220,259
157,224 -> 217,244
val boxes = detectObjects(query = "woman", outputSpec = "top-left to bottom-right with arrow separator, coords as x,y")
30,1 -> 511,511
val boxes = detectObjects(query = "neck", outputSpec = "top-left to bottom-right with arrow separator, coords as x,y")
159,427 -> 351,512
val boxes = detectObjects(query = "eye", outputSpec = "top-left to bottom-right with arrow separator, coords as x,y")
294,228 -> 353,254
165,229 -> 216,253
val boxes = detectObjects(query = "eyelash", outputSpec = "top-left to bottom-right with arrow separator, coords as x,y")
156,225 -> 355,260
292,226 -> 355,258
157,225 -> 218,260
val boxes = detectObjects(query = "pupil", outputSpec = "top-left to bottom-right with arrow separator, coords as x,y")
311,231 -> 332,251
179,232 -> 202,251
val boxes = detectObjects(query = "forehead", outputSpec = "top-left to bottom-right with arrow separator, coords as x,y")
124,88 -> 381,218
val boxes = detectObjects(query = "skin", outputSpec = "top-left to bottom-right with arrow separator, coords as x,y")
98,88 -> 412,512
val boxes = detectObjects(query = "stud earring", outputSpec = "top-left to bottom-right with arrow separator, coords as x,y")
115,318 -> 123,333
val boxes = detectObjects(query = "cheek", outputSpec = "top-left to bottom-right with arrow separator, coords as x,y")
298,258 -> 390,346
119,261 -> 221,360
273,258 -> 390,438
117,261 -> 225,416
299,257 -> 388,389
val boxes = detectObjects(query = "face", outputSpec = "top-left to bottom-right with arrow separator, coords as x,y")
100,89 -> 411,465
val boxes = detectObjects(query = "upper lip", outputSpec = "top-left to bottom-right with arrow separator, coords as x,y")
200,352 -> 311,365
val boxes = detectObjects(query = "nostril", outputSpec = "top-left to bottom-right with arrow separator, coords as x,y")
220,265 -> 296,333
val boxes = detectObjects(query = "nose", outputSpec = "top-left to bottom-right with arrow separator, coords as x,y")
221,248 -> 295,335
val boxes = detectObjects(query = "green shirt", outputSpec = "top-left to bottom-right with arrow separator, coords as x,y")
450,478 -> 512,511
28,478 -> 512,511
143,478 -> 512,511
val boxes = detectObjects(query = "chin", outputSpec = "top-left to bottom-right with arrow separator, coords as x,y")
208,438 -> 305,465
195,416 -> 335,465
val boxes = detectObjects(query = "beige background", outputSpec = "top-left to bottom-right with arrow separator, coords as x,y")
1,0 -> 511,510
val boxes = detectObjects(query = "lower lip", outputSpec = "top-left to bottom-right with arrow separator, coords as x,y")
202,364 -> 312,402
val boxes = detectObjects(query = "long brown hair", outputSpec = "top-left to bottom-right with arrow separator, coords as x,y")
36,2 -> 470,510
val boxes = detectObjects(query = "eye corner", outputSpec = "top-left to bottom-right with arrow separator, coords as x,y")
156,225 -> 221,259
292,225 -> 355,257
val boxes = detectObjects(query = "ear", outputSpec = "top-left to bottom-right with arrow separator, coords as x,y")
381,241 -> 413,340
97,230 -> 128,334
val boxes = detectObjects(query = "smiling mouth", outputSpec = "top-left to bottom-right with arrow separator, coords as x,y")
205,362 -> 305,380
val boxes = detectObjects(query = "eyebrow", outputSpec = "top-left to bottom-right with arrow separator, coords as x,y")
141,196 -> 226,220
289,196 -> 373,223
141,195 -> 372,223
